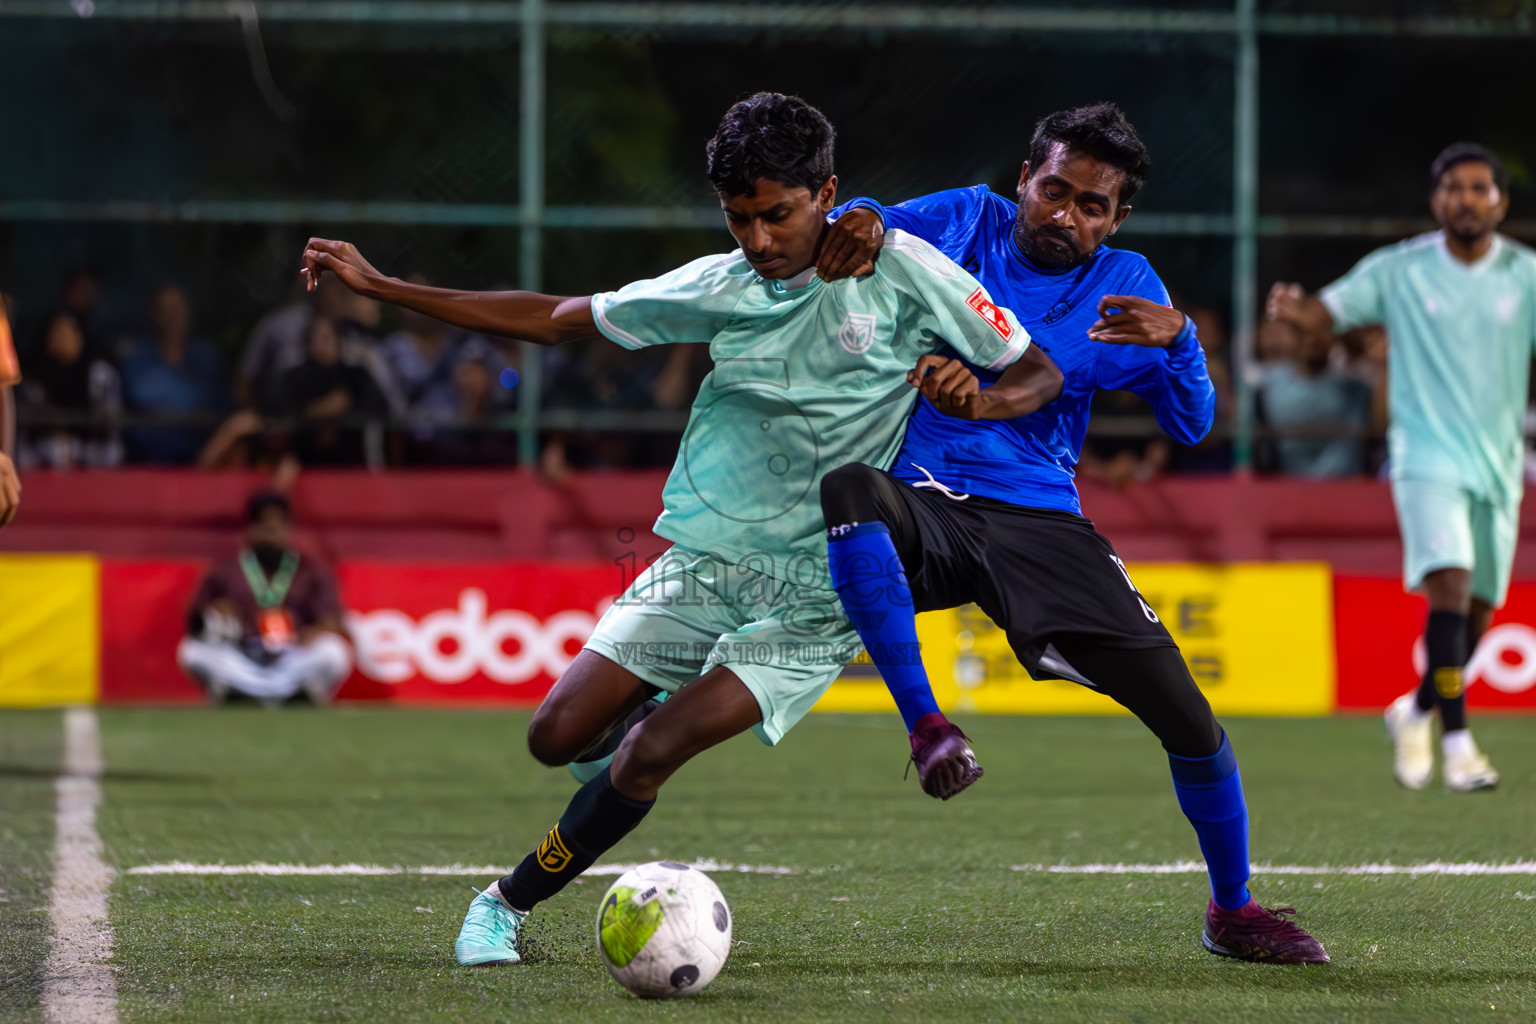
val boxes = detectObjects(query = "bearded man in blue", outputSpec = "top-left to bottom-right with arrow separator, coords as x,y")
814,103 -> 1328,966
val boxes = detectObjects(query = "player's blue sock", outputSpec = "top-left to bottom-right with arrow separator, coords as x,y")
826,521 -> 937,732
1168,732 -> 1251,910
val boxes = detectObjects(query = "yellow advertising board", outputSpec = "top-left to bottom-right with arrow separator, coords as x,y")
815,562 -> 1335,716
0,555 -> 100,706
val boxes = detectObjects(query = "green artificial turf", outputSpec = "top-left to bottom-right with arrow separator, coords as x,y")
0,710 -> 62,1024
7,708 -> 1536,1023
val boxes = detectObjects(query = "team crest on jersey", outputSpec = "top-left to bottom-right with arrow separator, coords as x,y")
1042,300 -> 1074,325
839,312 -> 878,354
966,287 -> 1015,341
1497,294 -> 1520,324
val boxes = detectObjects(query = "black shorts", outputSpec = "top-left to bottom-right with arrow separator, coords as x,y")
833,466 -> 1176,676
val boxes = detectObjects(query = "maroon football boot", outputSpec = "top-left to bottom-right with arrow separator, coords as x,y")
1202,899 -> 1330,965
908,712 -> 983,800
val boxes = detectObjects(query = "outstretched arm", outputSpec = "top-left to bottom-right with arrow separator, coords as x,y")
302,238 -> 599,346
1266,281 -> 1336,336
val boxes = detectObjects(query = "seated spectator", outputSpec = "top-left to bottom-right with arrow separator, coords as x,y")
238,275 -> 397,416
178,492 -> 352,705
403,344 -> 520,466
539,342 -> 709,477
120,285 -> 228,464
17,309 -> 123,469
1168,300 -> 1233,474
382,289 -> 515,465
1256,318 -> 1375,478
1336,323 -> 1390,474
59,268 -> 105,347
281,315 -> 390,466
382,284 -> 511,417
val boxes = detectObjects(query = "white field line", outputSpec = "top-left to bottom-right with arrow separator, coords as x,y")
1010,860 -> 1536,876
125,858 -> 797,877
124,858 -> 1536,879
42,708 -> 119,1024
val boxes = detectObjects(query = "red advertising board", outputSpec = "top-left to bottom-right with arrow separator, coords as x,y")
100,559 -> 624,705
1335,576 -> 1536,710
100,559 -> 207,702
337,562 -> 619,703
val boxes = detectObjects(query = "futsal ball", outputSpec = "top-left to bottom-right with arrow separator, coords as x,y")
595,861 -> 732,998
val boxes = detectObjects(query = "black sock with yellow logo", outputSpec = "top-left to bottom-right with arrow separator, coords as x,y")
1415,610 -> 1468,731
499,767 -> 654,913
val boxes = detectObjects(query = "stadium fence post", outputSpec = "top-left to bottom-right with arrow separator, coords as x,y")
518,0 -> 547,468
1231,0 -> 1259,472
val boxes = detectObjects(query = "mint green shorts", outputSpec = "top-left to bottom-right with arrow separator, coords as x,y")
582,546 -> 861,745
1392,478 -> 1519,607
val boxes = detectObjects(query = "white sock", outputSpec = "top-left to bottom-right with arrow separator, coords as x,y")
1443,729 -> 1476,760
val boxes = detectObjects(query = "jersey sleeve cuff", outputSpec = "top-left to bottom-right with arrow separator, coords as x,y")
844,198 -> 887,226
983,330 -> 1030,372
1164,316 -> 1202,365
590,292 -> 649,350
1317,287 -> 1350,331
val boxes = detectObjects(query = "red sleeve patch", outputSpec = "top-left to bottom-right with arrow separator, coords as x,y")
965,287 -> 1015,342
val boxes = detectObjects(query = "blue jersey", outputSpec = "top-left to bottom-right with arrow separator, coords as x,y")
835,185 -> 1215,514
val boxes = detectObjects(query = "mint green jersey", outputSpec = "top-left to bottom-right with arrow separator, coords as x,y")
1321,231 -> 1536,505
591,229 -> 1030,583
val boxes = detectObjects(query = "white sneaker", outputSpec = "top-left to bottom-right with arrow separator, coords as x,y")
1384,692 -> 1434,790
1443,732 -> 1500,792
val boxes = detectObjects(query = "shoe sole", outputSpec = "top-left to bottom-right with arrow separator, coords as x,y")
1447,779 -> 1499,792
1201,928 -> 1329,966
455,948 -> 520,967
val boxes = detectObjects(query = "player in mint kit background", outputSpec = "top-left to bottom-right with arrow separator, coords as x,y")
301,92 -> 1064,967
1270,143 -> 1535,794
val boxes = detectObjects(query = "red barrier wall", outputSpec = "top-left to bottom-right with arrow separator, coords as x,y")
21,470 -> 1536,711
16,469 -> 1536,573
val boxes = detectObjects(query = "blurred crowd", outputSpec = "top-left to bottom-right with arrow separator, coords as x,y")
2,268 -> 1444,483
7,269 -> 708,478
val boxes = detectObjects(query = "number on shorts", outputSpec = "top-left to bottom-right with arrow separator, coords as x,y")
1108,555 -> 1160,623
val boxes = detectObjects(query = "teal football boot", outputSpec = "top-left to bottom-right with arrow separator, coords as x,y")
454,886 -> 524,966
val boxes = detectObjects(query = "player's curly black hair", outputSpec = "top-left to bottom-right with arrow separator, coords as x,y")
1029,102 -> 1151,208
1431,142 -> 1509,194
706,92 -> 836,199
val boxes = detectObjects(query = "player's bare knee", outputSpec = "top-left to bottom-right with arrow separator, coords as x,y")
1423,568 -> 1472,612
611,720 -> 682,793
820,462 -> 883,523
526,706 -> 582,767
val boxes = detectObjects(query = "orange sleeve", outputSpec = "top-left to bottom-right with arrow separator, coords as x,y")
0,300 -> 19,386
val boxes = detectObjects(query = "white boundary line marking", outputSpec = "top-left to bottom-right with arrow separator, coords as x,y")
1010,861 -> 1536,876
122,859 -> 1536,878
125,858 -> 797,877
42,707 -> 119,1024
